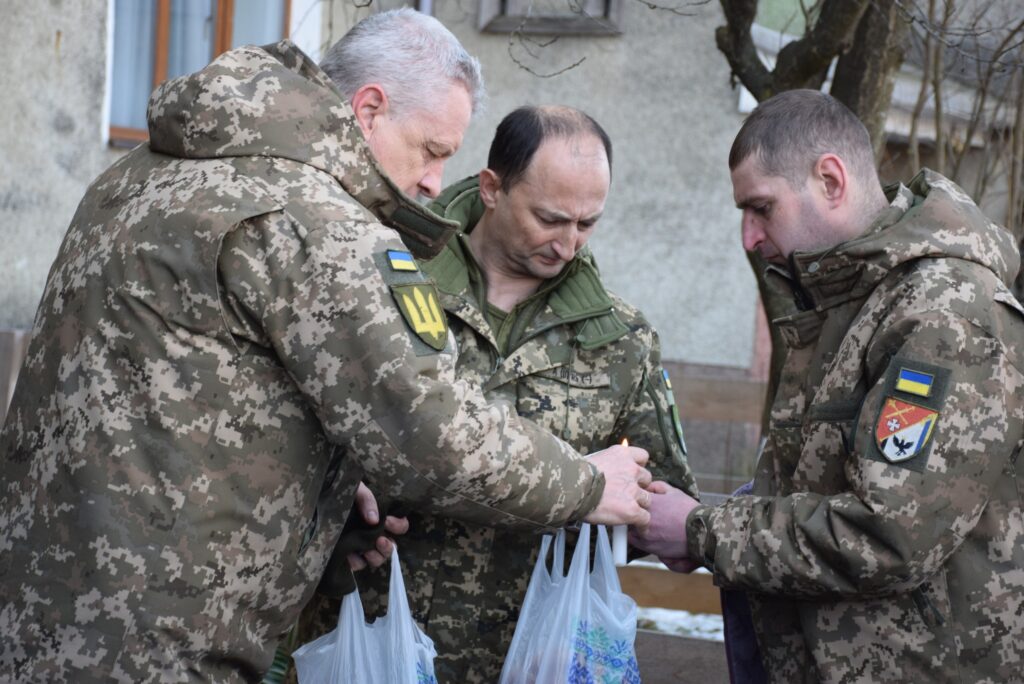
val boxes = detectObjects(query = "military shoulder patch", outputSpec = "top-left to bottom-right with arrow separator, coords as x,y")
868,358 -> 951,470
895,367 -> 934,397
386,249 -> 418,272
875,398 -> 938,463
391,283 -> 448,351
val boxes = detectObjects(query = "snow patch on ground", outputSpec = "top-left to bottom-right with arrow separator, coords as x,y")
636,607 -> 724,642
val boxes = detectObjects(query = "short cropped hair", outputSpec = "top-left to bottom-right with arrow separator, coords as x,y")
488,105 -> 612,191
319,8 -> 485,117
729,89 -> 878,188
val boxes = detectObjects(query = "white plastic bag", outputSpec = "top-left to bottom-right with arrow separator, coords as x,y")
292,547 -> 437,684
499,524 -> 641,684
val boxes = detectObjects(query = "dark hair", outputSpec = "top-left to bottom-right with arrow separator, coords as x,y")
487,105 -> 612,191
728,89 -> 877,188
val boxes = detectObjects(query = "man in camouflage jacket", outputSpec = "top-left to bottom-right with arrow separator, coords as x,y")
632,90 -> 1024,683
0,14 -> 654,683
300,106 -> 698,683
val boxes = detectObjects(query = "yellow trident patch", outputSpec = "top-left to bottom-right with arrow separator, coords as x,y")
391,283 -> 448,351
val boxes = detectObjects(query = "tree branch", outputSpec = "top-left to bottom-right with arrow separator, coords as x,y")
830,0 -> 909,156
716,0 -> 773,100
773,0 -> 872,90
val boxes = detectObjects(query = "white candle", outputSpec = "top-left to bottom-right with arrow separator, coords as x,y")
612,524 -> 628,566
613,437 -> 631,566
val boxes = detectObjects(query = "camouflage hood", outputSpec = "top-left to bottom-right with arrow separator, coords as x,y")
147,40 -> 457,258
782,169 -> 1020,310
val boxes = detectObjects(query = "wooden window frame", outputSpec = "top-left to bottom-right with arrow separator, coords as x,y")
477,0 -> 624,36
109,0 -> 291,147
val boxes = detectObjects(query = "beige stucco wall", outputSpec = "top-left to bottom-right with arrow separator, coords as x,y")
0,0 -> 121,330
325,1 -> 758,368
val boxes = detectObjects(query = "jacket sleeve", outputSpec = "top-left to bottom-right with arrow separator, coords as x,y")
219,211 -> 604,530
688,308 -> 1024,599
611,325 -> 699,499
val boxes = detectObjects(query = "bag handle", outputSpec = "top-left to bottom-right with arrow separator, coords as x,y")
591,525 -> 619,597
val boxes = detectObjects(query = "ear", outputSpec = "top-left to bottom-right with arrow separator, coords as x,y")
812,153 -> 849,208
350,84 -> 390,139
478,168 -> 502,209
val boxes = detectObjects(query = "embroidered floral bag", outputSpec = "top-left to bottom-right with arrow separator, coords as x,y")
500,524 -> 641,683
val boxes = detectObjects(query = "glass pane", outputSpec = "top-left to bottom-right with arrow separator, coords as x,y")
110,0 -> 157,130
232,0 -> 285,48
168,0 -> 214,80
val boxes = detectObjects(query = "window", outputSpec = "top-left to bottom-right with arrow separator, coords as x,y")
477,0 -> 624,36
109,0 -> 291,146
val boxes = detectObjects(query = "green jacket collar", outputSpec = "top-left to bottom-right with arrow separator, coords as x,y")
425,177 -> 628,351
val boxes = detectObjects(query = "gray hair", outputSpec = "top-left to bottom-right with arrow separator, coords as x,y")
319,8 -> 485,117
729,89 -> 878,189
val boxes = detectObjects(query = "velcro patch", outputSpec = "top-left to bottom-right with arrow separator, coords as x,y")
895,367 -> 934,397
386,249 -> 418,272
875,398 -> 938,463
867,357 -> 950,470
391,283 -> 448,351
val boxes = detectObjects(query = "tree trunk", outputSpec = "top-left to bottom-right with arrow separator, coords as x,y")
829,0 -> 909,160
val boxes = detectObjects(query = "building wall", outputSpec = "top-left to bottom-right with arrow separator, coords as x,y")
0,0 -> 121,330
324,1 -> 759,369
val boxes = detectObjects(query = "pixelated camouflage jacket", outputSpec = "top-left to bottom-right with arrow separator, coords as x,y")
687,170 -> 1024,683
0,41 -> 605,683
356,177 -> 697,683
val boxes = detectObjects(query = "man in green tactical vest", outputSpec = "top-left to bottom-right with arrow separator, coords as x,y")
298,105 -> 699,683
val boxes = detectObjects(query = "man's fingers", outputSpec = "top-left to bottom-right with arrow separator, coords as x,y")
354,482 -> 379,525
645,480 -> 671,495
362,549 -> 387,568
630,506 -> 651,527
383,515 -> 409,536
635,466 -> 653,489
637,487 -> 652,509
627,445 -> 650,466
662,557 -> 700,573
346,552 -> 367,571
375,535 -> 394,557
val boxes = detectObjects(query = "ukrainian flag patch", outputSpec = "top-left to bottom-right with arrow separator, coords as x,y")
895,367 -> 934,397
386,249 -> 418,272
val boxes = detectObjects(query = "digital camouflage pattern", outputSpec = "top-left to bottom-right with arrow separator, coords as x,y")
0,42 -> 606,683
687,170 -> 1024,683
298,178 -> 697,683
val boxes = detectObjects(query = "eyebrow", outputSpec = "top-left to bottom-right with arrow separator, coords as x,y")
537,208 -> 604,223
735,194 -> 770,210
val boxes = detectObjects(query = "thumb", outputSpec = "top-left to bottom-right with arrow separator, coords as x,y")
645,480 -> 671,495
355,483 -> 379,525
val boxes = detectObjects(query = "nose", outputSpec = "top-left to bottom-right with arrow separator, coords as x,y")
741,211 -> 764,253
418,160 -> 444,199
551,227 -> 580,261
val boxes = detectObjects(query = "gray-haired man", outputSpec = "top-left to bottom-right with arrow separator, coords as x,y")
0,9 -> 651,681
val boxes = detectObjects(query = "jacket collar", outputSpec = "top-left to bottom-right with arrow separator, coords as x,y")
424,211 -> 627,352
146,40 -> 456,258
